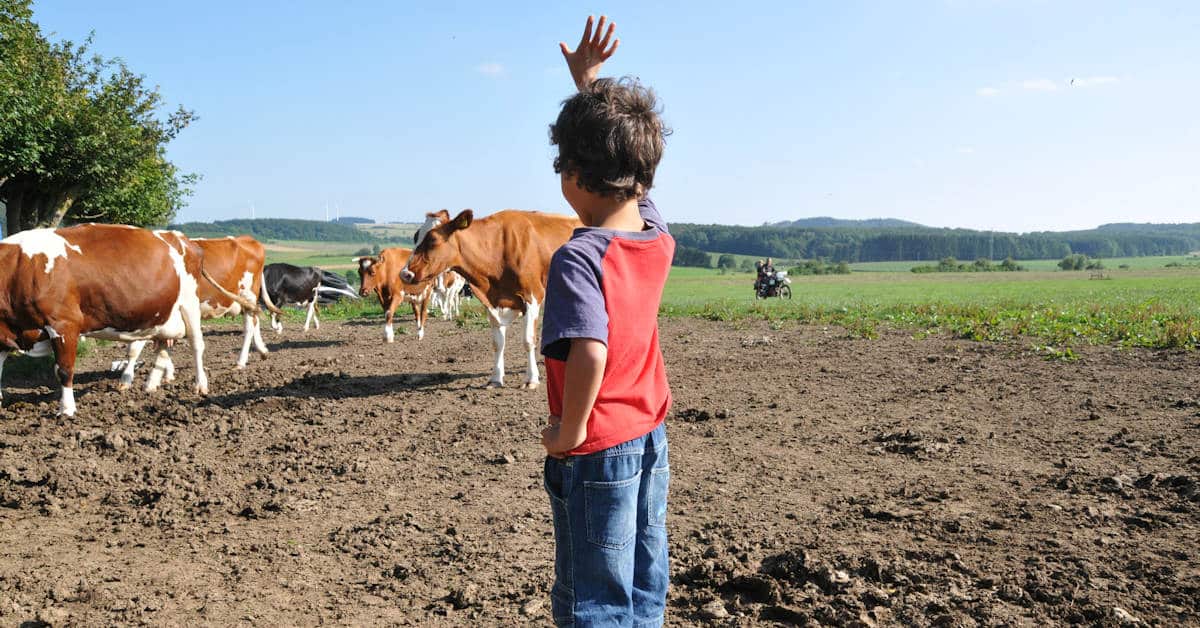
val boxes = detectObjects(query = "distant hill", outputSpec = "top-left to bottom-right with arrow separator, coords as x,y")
332,216 -> 374,225
1095,222 -> 1200,234
769,217 -> 927,229
171,218 -> 388,243
672,220 -> 1200,263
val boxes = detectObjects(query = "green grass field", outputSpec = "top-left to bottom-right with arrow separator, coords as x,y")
255,241 -> 1200,352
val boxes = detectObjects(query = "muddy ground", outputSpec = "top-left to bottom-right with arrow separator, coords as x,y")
1,314 -> 1197,626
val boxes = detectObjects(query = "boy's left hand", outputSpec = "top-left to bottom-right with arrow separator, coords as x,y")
542,422 -> 567,459
560,15 -> 619,91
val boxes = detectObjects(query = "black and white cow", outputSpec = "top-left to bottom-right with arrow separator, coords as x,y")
260,263 -> 358,332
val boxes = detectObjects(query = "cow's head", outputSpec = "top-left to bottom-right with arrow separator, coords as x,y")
354,256 -> 382,297
400,209 -> 468,284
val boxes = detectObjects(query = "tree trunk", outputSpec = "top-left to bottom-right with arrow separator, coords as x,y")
40,187 -> 81,229
4,181 -> 25,236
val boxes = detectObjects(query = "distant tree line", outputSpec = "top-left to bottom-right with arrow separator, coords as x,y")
172,218 -> 383,243
670,223 -> 1200,263
333,216 -> 373,225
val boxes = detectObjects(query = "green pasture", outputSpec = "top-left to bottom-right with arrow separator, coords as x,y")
355,222 -> 421,240
662,266 -> 1200,351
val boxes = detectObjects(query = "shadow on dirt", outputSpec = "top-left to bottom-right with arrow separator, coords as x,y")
204,371 -> 485,407
264,339 -> 348,351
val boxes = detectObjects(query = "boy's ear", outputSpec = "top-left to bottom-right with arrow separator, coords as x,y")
448,209 -> 474,232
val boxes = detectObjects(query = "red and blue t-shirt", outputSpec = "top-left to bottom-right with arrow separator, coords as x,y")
541,197 -> 675,456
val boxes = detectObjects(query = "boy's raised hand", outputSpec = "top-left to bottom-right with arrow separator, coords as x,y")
559,15 -> 619,91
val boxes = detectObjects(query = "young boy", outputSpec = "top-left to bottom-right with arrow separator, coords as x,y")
539,15 -> 676,627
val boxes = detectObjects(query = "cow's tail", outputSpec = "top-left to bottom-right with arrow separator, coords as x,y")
258,275 -> 284,316
200,267 -> 261,313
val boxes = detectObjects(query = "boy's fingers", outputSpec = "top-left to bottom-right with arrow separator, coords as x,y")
601,38 -> 619,60
579,15 -> 594,48
597,21 -> 615,52
593,15 -> 607,46
559,42 -> 571,57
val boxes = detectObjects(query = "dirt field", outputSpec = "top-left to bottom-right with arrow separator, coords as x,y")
1,315 -> 1197,626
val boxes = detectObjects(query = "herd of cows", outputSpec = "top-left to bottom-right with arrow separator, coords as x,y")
0,208 -> 582,416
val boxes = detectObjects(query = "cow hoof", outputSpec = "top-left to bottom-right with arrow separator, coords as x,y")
522,382 -> 539,390
117,381 -> 132,392
195,385 -> 209,396
236,363 -> 247,370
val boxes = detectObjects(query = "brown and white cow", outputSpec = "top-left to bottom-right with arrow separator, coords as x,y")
118,235 -> 283,387
355,247 -> 434,342
400,209 -> 580,388
0,225 -> 256,416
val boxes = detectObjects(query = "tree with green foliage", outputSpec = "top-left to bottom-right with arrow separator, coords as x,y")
0,0 -> 195,233
672,245 -> 711,268
716,253 -> 736,273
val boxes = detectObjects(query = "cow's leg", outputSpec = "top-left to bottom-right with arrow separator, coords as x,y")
522,298 -> 541,389
184,303 -> 208,395
145,342 -> 172,392
236,312 -> 256,369
50,333 -> 79,416
271,311 -> 283,334
250,313 -> 269,358
303,300 -> 318,332
486,307 -> 519,388
119,340 -> 149,390
384,300 -> 398,343
415,298 -> 428,340
489,321 -> 506,388
0,352 -> 7,405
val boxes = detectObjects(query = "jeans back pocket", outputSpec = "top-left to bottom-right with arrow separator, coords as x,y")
584,471 -> 642,550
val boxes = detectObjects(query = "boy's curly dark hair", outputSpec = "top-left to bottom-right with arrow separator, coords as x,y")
550,77 -> 670,203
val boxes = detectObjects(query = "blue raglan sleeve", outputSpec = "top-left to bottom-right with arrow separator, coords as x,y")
639,196 -> 668,234
541,242 -> 609,361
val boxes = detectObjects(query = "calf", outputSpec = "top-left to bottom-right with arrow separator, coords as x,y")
355,248 -> 434,342
0,225 -> 255,415
400,209 -> 580,388
261,263 -> 359,332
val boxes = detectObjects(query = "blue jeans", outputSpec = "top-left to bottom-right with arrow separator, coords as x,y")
544,423 -> 670,627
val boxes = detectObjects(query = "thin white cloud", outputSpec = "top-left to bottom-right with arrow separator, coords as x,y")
476,62 -> 505,77
957,147 -> 976,155
1022,78 -> 1058,91
1070,76 -> 1119,88
976,86 -> 1001,97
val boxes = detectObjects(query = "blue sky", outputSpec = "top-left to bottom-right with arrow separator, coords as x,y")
31,1 -> 1200,232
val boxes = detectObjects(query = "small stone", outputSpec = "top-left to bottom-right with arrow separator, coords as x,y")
520,598 -> 544,617
1048,504 -> 1063,512
1112,606 -> 1140,624
37,606 -> 69,624
700,599 -> 730,620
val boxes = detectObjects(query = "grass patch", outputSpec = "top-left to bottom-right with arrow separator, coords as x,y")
660,267 -> 1200,350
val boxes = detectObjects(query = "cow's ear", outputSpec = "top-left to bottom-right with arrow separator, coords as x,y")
449,210 -> 473,232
